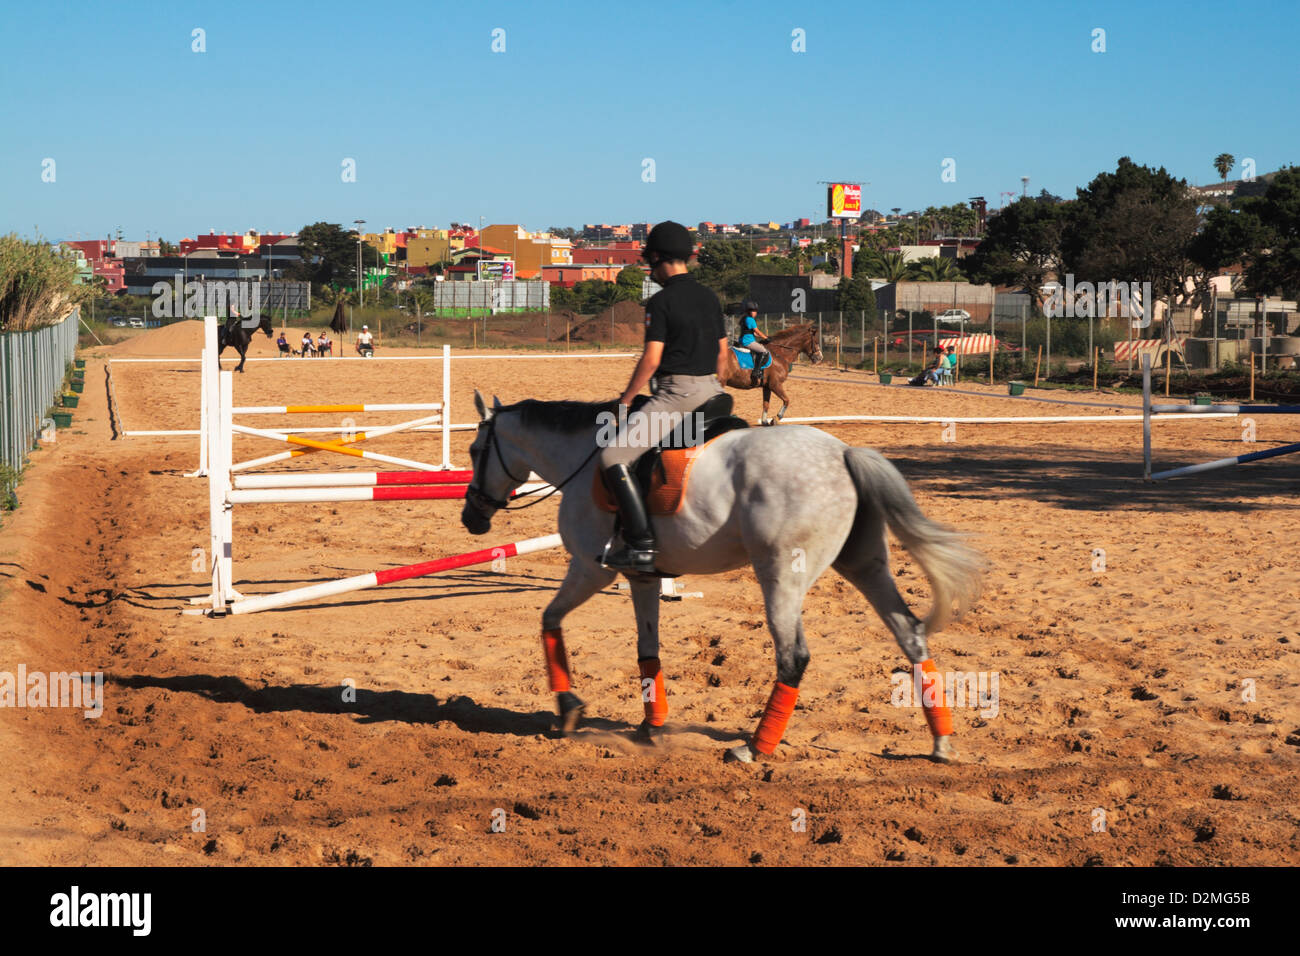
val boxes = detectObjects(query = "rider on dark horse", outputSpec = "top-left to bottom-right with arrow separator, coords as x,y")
597,220 -> 727,575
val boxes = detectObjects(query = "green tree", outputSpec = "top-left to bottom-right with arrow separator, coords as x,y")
962,195 -> 1067,293
572,279 -> 619,313
290,222 -> 366,291
694,240 -> 758,299
615,265 -> 645,302
1213,153 -> 1236,182
1195,166 -> 1300,300
1059,157 -> 1199,308
836,273 -> 876,313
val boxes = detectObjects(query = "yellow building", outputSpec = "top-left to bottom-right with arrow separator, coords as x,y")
407,230 -> 463,268
480,225 -> 572,279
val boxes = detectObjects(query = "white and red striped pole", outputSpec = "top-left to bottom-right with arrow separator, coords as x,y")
228,533 -> 564,615
226,481 -> 549,504
231,470 -> 546,489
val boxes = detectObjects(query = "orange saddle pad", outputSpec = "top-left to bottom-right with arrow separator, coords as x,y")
593,435 -> 725,515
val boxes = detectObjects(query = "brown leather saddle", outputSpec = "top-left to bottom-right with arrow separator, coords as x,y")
593,393 -> 749,515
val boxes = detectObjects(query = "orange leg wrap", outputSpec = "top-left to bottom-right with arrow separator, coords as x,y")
918,658 -> 953,737
751,682 -> 799,755
638,657 -> 668,726
541,628 -> 571,693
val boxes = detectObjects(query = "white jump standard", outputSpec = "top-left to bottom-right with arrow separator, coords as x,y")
194,315 -> 563,615
1141,353 -> 1300,480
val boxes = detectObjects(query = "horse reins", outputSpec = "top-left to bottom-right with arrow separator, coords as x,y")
465,414 -> 600,513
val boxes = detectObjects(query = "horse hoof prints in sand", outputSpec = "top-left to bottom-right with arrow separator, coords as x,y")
461,390 -> 983,765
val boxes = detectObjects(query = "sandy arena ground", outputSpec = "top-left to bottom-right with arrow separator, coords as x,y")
1,322 -> 1297,866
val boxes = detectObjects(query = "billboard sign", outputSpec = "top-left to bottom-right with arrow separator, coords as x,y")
827,183 -> 862,219
477,259 -> 515,281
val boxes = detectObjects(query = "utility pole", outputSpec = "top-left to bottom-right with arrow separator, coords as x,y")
354,218 -> 366,309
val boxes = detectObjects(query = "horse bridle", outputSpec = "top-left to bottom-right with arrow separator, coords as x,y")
765,329 -> 823,362
464,414 -> 600,515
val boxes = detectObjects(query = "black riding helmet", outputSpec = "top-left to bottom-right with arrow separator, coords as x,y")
743,300 -> 759,313
643,221 -> 694,262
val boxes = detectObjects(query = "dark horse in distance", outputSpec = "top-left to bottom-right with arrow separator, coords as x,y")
217,312 -> 273,372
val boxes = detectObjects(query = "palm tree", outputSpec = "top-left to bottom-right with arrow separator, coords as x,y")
907,256 -> 964,282
1213,153 -> 1235,182
858,250 -> 910,282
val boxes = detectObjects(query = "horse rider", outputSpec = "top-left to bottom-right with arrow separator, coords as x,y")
739,300 -> 770,384
356,325 -> 374,356
597,220 -> 727,573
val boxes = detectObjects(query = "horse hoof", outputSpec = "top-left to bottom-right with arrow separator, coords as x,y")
929,736 -> 957,764
633,720 -> 665,745
556,691 -> 585,735
723,743 -> 757,764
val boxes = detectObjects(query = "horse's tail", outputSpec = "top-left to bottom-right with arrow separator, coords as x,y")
841,447 -> 983,633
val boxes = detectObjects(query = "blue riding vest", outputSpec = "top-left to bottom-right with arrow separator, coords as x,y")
740,315 -> 758,346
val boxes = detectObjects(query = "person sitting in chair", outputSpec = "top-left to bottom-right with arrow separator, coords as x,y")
316,331 -> 332,356
909,346 -> 947,386
356,325 -> 374,356
276,331 -> 290,357
738,301 -> 769,385
300,331 -> 316,357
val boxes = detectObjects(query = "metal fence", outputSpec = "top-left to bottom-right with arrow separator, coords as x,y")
432,280 -> 550,312
728,306 -> 1126,371
1,307 -> 79,498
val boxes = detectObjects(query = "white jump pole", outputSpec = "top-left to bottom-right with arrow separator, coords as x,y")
233,402 -> 442,414
776,413 -> 1234,425
228,532 -> 564,615
1152,442 -> 1300,481
230,419 -> 446,473
442,344 -> 451,470
185,344 -> 209,477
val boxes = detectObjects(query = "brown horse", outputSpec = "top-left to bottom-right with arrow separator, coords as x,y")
719,322 -> 823,424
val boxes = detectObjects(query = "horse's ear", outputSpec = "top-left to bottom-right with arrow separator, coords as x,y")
473,390 -> 492,421
492,395 -> 503,411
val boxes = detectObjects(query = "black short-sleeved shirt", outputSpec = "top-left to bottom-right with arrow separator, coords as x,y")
644,273 -> 727,376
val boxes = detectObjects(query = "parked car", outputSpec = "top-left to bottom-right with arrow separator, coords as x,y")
935,309 -> 971,324
128,318 -> 145,328
109,317 -> 128,327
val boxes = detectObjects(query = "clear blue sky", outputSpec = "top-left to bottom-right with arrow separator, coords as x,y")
2,0 -> 1296,242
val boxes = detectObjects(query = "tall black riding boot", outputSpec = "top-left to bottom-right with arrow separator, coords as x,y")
598,464 -> 657,573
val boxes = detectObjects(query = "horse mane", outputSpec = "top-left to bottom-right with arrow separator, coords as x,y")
768,323 -> 815,340
499,398 -> 621,434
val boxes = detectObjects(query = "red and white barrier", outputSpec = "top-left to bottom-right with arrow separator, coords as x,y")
1115,339 -> 1185,362
939,334 -> 997,356
227,482 -> 548,505
228,533 -> 564,615
230,470 -> 555,489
